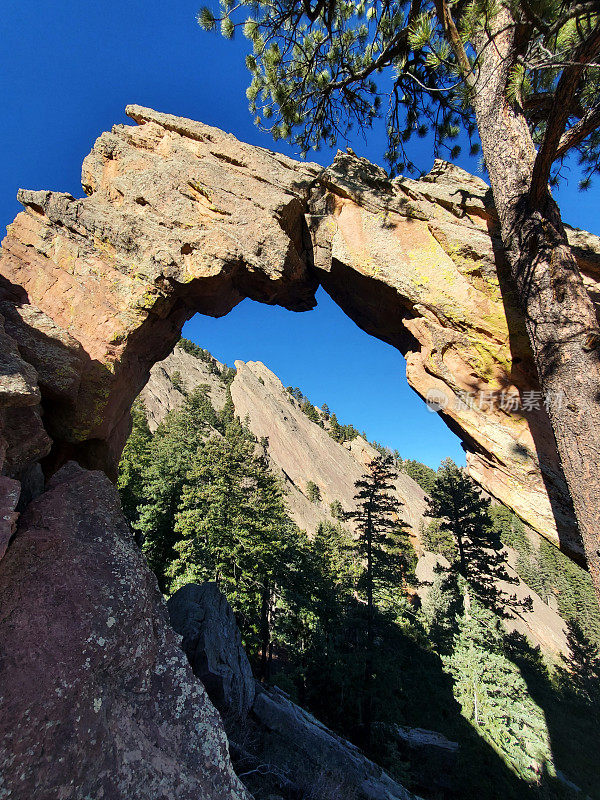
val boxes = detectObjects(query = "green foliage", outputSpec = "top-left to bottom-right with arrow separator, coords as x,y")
170,370 -> 184,392
401,459 -> 437,493
117,400 -> 152,528
445,599 -> 554,784
421,566 -> 463,654
420,518 -> 457,562
306,480 -> 322,503
556,619 -> 600,705
118,389 -> 218,589
300,398 -> 321,424
329,498 -> 345,520
328,411 -> 360,444
427,460 -> 520,614
200,0 -> 600,188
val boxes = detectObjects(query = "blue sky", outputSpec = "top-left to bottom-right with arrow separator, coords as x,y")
2,1 -> 598,467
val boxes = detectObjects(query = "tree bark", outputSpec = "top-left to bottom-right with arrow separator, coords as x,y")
471,10 -> 600,600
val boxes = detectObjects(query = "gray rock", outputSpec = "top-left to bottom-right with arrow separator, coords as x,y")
251,685 -> 420,800
385,725 -> 458,794
0,464 -> 249,800
168,582 -> 255,722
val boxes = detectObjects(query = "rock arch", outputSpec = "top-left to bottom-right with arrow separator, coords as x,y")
2,105 -> 600,562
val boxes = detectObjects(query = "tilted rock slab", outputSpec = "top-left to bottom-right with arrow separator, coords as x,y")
0,462 -> 249,800
168,582 -> 256,724
2,105 -> 600,561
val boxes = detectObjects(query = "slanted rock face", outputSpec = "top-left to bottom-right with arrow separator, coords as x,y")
2,105 -> 599,560
0,463 -> 249,800
251,685 -> 420,800
168,582 -> 256,723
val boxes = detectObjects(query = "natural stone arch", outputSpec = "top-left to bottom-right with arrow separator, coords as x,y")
2,105 -> 600,563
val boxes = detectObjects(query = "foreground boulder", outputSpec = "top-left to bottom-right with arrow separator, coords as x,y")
249,685 -> 419,800
381,724 -> 459,795
0,464 -> 249,800
168,582 -> 255,723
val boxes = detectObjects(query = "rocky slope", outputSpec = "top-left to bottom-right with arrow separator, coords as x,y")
141,345 -> 429,538
2,105 -> 600,561
142,343 -> 570,658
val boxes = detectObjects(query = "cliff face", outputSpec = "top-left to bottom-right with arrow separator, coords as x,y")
141,346 -> 430,539
142,344 -> 570,658
2,105 -> 599,561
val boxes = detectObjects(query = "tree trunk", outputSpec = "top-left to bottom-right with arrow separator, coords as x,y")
471,11 -> 600,601
363,504 -> 374,746
259,578 -> 271,681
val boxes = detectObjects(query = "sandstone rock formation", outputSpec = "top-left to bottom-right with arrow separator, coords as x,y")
0,463 -> 249,800
168,582 -> 256,723
141,345 -> 429,545
2,105 -> 598,558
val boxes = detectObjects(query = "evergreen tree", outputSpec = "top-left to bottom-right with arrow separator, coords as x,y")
445,599 -> 554,784
134,388 -> 217,590
329,499 -> 345,520
117,400 -> 152,531
346,454 -> 404,740
401,459 -> 437,494
556,619 -> 600,705
168,416 -> 303,677
306,480 -> 321,503
427,459 -> 518,613
422,564 -> 462,654
420,518 -> 457,563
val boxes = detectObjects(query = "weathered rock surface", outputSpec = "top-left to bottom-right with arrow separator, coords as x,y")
0,475 -> 20,561
2,104 -> 599,560
141,345 -> 429,540
381,725 -> 458,795
168,582 -> 255,723
251,685 -> 420,800
0,463 -> 249,800
141,346 -> 228,429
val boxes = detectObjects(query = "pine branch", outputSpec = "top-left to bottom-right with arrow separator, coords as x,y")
555,101 -> 600,160
433,0 -> 476,90
530,22 -> 600,204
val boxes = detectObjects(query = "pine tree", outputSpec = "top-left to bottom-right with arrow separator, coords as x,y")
117,400 -> 152,532
427,459 -> 518,614
134,389 -> 217,590
306,480 -> 321,503
557,619 -> 600,705
446,599 -> 554,784
346,453 -> 404,741
168,416 -> 303,677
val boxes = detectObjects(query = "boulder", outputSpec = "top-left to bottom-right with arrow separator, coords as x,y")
384,725 -> 458,795
168,582 -> 255,722
0,463 -> 249,800
250,685 -> 420,800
